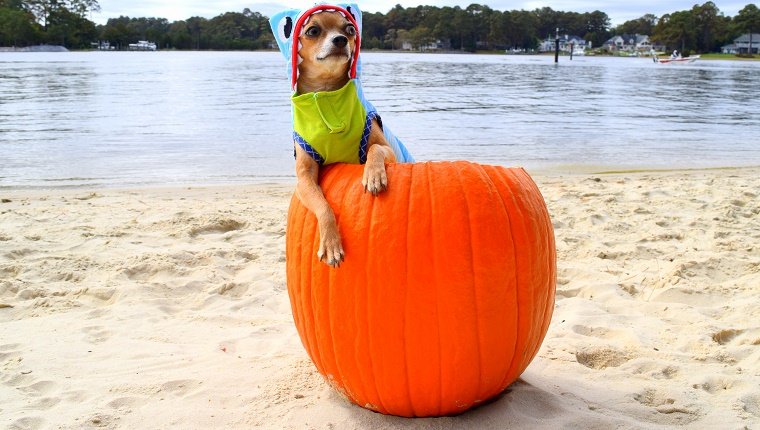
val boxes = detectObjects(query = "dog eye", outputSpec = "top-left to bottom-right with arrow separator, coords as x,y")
305,26 -> 321,37
345,25 -> 356,36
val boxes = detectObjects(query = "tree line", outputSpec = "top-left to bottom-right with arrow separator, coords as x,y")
1,0 -> 759,53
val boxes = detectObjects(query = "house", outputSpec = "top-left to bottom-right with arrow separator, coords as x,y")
734,33 -> 760,54
401,39 -> 450,51
604,34 -> 651,53
538,35 -> 590,53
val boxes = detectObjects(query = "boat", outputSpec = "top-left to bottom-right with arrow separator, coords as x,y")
652,50 -> 699,64
655,55 -> 699,64
128,40 -> 157,51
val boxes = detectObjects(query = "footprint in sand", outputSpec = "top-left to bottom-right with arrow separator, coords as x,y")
1,344 -> 27,385
82,326 -> 112,344
633,388 -> 699,424
160,379 -> 204,398
188,218 -> 246,237
214,282 -> 250,298
18,380 -> 58,397
712,328 -> 744,345
741,394 -> 760,418
692,375 -> 743,394
107,396 -> 149,412
575,347 -> 633,370
8,416 -> 45,430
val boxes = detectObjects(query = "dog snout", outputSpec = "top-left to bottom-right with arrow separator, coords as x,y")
332,35 -> 348,48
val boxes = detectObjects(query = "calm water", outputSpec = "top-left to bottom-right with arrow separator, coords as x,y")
1,51 -> 759,188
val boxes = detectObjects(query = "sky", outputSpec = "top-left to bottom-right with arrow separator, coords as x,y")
91,1 -> 750,26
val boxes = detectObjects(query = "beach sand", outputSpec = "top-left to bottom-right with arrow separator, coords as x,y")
1,167 -> 758,429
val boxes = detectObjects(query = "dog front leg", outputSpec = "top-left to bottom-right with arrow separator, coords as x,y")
295,146 -> 345,267
362,120 -> 396,195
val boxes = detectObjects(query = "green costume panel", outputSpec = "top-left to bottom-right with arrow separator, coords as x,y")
292,80 -> 370,165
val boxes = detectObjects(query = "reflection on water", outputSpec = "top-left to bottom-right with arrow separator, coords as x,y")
1,51 -> 759,188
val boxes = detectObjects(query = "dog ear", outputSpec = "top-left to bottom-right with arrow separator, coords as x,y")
269,9 -> 301,60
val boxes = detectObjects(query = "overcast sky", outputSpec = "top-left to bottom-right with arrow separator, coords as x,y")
91,1 -> 750,26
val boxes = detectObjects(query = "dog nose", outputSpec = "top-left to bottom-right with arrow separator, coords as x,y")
333,35 -> 348,48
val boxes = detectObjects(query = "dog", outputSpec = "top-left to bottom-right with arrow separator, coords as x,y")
270,4 -> 414,268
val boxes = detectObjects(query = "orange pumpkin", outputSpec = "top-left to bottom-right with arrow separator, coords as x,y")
285,161 -> 556,417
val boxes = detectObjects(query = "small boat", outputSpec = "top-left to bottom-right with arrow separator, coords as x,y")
652,50 -> 699,64
655,55 -> 699,64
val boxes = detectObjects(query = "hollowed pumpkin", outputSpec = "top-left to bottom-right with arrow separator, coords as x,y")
285,161 -> 556,417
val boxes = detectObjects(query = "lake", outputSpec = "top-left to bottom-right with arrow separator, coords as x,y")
1,51 -> 759,188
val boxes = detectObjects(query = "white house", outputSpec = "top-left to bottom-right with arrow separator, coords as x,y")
604,34 -> 651,53
400,39 -> 448,51
734,33 -> 760,54
538,35 -> 590,53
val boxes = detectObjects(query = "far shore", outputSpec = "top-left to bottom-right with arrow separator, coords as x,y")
2,45 -> 758,61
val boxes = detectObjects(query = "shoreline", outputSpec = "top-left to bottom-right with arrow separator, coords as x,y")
2,167 -> 759,428
3,164 -> 760,193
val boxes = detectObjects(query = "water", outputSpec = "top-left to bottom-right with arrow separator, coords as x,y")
1,51 -> 759,188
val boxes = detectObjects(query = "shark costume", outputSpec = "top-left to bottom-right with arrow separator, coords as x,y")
269,4 -> 414,165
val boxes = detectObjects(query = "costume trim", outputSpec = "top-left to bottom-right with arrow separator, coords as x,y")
293,131 -> 326,165
359,111 -> 378,164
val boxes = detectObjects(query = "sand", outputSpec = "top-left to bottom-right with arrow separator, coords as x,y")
1,167 -> 758,429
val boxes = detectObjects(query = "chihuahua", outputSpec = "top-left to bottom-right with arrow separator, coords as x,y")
270,4 -> 414,268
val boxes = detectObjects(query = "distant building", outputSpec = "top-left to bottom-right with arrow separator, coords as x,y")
401,39 -> 450,51
604,34 -> 651,53
128,41 -> 157,51
734,33 -> 760,54
90,41 -> 114,51
538,35 -> 590,53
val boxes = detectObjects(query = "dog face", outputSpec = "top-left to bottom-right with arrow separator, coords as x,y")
298,11 -> 357,81
269,4 -> 363,90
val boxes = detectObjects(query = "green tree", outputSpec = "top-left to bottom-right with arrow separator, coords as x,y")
614,14 -> 657,35
0,0 -> 25,9
691,2 -> 728,52
734,3 -> 760,55
384,28 -> 398,50
584,10 -> 610,47
206,12 -> 257,49
654,10 -> 697,53
45,5 -> 96,47
186,16 -> 207,49
24,0 -> 98,28
100,16 -> 136,49
408,25 -> 434,50
0,6 -> 39,45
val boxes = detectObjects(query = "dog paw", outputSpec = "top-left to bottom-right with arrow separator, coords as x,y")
362,163 -> 388,196
317,228 -> 345,268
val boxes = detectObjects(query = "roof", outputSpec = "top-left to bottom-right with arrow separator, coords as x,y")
735,33 -> 760,43
604,34 -> 650,45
